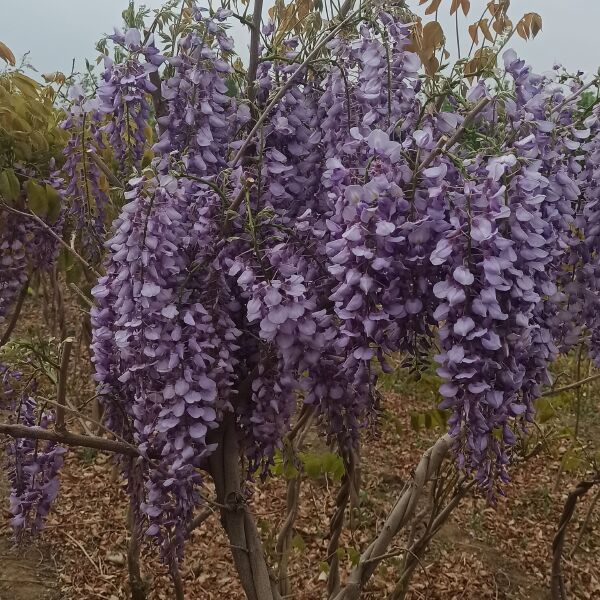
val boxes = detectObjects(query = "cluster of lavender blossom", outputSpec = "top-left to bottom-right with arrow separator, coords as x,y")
0,163 -> 65,328
4,2 -> 600,560
0,368 -> 66,540
87,8 -> 600,554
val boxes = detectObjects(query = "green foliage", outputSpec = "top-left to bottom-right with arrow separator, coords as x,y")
271,448 -> 345,482
299,450 -> 345,481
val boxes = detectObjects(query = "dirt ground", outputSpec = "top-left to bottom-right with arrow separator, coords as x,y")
1,298 -> 599,600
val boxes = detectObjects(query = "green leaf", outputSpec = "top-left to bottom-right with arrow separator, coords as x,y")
561,448 -> 583,473
347,547 -> 361,566
534,398 -> 556,424
282,459 -> 299,480
25,179 -> 47,217
299,451 -> 345,481
45,184 -> 62,224
0,168 -> 20,203
291,534 -> 305,552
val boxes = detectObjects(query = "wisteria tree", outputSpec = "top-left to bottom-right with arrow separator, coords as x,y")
1,0 -> 600,598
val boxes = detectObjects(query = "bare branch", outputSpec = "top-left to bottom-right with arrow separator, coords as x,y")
570,484 -> 600,558
0,204 -> 100,277
231,7 -> 362,169
333,434 -> 453,600
55,337 -> 73,432
88,151 -> 124,189
275,406 -> 315,596
552,78 -> 599,115
208,414 -> 278,600
0,422 -> 138,456
187,508 -> 213,535
417,97 -> 491,173
551,477 -> 599,600
246,0 -> 264,109
0,278 -> 29,348
542,373 -> 600,397
127,500 -> 148,600
391,479 -> 475,599
327,447 -> 359,598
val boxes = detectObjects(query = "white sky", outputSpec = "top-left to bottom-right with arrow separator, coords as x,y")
0,0 -> 598,78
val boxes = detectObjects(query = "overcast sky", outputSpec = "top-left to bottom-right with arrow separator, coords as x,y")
0,0 -> 598,78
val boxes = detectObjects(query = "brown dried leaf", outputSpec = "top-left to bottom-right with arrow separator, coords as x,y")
487,1 -> 498,17
425,0 -> 443,16
516,17 -> 530,40
479,18 -> 494,42
422,21 -> 444,53
0,41 -> 16,66
296,0 -> 312,21
492,15 -> 506,34
468,22 -> 479,45
530,12 -> 543,37
424,55 -> 440,76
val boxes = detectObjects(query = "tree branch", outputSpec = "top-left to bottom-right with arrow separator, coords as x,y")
231,7 -> 361,168
0,422 -> 139,456
55,337 -> 73,432
275,406 -> 315,596
333,434 -> 453,600
88,151 -> 124,189
127,502 -> 147,600
417,97 -> 490,173
570,485 -> 600,558
0,204 -> 100,277
208,414 -> 277,600
246,0 -> 264,109
542,373 -> 600,397
551,477 -> 599,600
0,278 -> 29,348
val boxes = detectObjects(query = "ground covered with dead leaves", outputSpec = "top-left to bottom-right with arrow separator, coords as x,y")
1,298 -> 599,600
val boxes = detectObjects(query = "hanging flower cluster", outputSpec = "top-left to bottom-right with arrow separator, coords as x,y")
85,7 -> 600,554
1,371 -> 66,541
5,1 -> 599,562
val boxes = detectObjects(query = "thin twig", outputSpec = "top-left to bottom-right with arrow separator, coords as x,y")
55,337 -> 73,432
552,78 -> 599,115
64,530 -> 101,573
417,97 -> 490,173
231,6 -> 363,168
0,278 -> 29,348
88,151 -> 124,189
542,373 -> 600,397
37,395 -> 129,446
0,204 -> 100,277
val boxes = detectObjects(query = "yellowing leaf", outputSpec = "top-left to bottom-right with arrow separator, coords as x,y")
0,41 -> 15,66
0,169 -> 20,203
45,184 -> 62,224
12,73 -> 39,97
25,179 -> 48,217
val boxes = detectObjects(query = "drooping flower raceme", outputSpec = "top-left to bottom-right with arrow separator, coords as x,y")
39,2 -> 600,561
